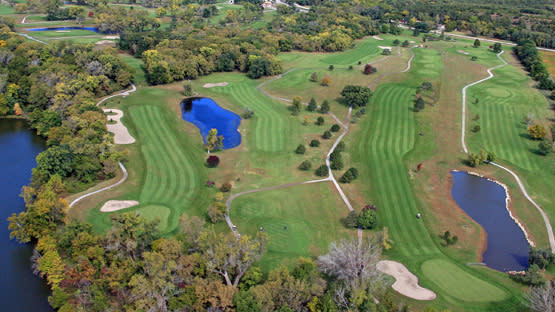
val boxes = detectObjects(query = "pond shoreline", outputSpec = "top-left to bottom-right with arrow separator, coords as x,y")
451,169 -> 535,248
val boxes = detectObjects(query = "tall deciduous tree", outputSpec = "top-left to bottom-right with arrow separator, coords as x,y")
318,238 -> 389,308
340,85 -> 372,107
198,229 -> 267,287
206,128 -> 224,151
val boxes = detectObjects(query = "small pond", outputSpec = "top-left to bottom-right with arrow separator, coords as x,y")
450,171 -> 529,272
180,97 -> 241,149
27,26 -> 99,32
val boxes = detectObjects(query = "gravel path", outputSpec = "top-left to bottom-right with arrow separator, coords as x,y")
460,51 -> 555,253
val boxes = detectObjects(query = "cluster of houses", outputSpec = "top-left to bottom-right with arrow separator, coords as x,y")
226,0 -> 309,13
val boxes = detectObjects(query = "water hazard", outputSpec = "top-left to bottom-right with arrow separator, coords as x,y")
0,119 -> 52,311
450,171 -> 529,272
180,97 -> 241,149
27,26 -> 99,32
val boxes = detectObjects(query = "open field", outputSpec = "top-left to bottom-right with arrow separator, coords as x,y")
540,51 -> 555,77
230,183 -> 355,271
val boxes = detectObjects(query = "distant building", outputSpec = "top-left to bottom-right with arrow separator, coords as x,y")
262,1 -> 276,10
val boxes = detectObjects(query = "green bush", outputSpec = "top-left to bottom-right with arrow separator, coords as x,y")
316,116 -> 325,125
335,141 -> 345,152
309,139 -> 320,147
357,208 -> 377,229
330,124 -> 340,132
295,144 -> 306,154
538,140 -> 552,155
322,130 -> 332,139
315,165 -> 328,177
298,160 -> 312,171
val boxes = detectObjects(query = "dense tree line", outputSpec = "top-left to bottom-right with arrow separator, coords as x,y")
0,22 -> 134,189
381,0 -> 555,48
514,39 -> 554,91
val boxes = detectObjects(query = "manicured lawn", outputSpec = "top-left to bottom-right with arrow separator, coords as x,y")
120,53 -> 147,86
230,183 -> 355,271
422,259 -> 508,302
0,4 -> 15,15
86,87 -> 212,234
28,29 -> 99,38
347,47 -> 515,307
465,52 -> 554,229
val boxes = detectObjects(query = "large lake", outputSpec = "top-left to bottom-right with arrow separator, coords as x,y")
181,97 -> 241,149
0,119 -> 52,311
450,171 -> 529,272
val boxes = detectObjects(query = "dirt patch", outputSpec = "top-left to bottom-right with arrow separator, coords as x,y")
377,260 -> 437,301
103,108 -> 136,144
203,82 -> 229,88
100,200 -> 139,212
457,50 -> 470,55
372,35 -> 384,40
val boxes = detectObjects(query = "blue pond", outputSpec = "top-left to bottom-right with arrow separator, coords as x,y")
181,97 -> 241,149
450,171 -> 529,272
27,26 -> 99,32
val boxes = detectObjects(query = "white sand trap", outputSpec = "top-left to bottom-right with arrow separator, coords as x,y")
378,46 -> 392,50
372,35 -> 384,40
55,30 -> 70,33
457,49 -> 470,55
96,40 -> 115,45
409,40 -> 416,43
377,260 -> 437,301
103,35 -> 119,40
103,109 -> 136,144
100,200 -> 139,212
203,82 -> 229,88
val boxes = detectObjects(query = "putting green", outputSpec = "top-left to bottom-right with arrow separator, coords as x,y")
421,259 -> 508,302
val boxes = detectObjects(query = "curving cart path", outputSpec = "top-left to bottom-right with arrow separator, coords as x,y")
225,47 -> 417,239
460,52 -> 555,253
68,84 -> 137,208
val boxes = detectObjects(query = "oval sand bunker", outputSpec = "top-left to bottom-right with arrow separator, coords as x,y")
377,260 -> 437,301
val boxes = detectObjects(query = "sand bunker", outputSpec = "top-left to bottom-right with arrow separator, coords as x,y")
100,200 -> 139,212
203,82 -> 229,88
103,35 -> 119,40
96,40 -> 115,45
372,35 -> 384,40
103,109 -> 136,144
457,50 -> 470,55
378,46 -> 392,50
377,260 -> 437,301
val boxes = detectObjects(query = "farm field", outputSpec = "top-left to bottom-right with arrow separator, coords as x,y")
540,51 -> 555,77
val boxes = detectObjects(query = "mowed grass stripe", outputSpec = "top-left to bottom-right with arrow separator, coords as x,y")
128,105 -> 202,231
129,106 -> 169,202
148,105 -> 200,205
361,85 -> 436,256
230,83 -> 286,151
